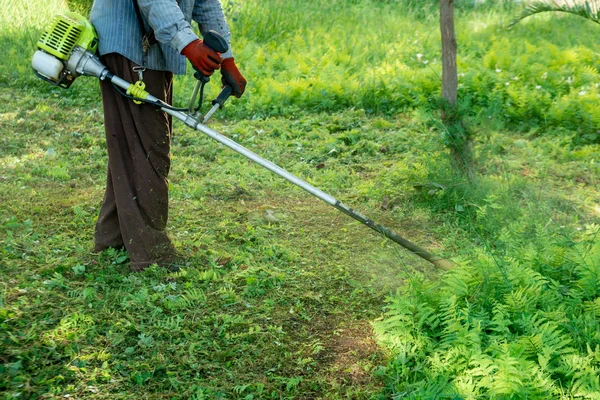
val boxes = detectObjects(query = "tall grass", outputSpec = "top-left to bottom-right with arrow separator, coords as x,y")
0,0 -> 66,29
0,0 -> 67,84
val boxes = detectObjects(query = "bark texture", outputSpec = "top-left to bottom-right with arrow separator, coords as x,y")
440,0 -> 473,176
440,0 -> 458,107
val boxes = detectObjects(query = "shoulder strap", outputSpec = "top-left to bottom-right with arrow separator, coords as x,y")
132,0 -> 157,52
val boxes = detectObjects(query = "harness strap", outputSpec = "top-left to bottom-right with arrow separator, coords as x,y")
132,0 -> 158,54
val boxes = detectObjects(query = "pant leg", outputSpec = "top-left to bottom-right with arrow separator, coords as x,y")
94,167 -> 124,252
95,53 -> 176,270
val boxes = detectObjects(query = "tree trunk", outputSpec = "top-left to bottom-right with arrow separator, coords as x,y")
440,0 -> 457,107
440,0 -> 473,177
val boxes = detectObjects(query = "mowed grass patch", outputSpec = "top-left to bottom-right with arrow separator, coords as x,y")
1,192 -> 394,399
1,92 -> 434,398
2,88 -> 599,397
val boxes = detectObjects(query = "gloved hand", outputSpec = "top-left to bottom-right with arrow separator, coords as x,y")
181,39 -> 222,76
220,58 -> 247,98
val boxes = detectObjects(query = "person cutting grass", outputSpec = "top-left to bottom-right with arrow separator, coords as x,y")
90,0 -> 246,271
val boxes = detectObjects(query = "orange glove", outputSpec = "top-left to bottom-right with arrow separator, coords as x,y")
181,39 -> 222,76
220,58 -> 247,98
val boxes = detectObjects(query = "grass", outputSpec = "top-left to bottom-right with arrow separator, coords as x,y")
0,91 -> 435,398
1,0 -> 600,398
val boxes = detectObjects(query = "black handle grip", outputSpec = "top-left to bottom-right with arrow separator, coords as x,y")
213,86 -> 233,107
203,30 -> 229,54
193,30 -> 229,83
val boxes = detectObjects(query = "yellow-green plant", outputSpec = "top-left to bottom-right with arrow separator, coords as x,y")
511,0 -> 600,27
375,225 -> 600,398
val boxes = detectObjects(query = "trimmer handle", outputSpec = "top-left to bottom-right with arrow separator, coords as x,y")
203,30 -> 228,54
193,30 -> 229,82
212,85 -> 232,107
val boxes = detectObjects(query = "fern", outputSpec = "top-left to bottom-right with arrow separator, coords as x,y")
377,233 -> 600,398
510,0 -> 600,28
533,321 -> 575,361
573,243 -> 600,298
489,303 -> 513,337
584,298 -> 600,318
442,267 -> 475,298
488,352 -> 524,396
571,372 -> 600,399
581,64 -> 600,79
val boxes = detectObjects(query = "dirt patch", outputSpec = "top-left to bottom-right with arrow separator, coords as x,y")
328,322 -> 386,385
307,318 -> 387,388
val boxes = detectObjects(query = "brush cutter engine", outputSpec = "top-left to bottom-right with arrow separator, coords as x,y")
32,12 -> 107,88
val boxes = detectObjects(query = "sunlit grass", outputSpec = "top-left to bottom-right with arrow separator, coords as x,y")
0,0 -> 67,29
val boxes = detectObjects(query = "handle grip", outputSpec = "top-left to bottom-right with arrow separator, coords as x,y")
213,86 -> 233,107
193,30 -> 229,82
203,30 -> 229,54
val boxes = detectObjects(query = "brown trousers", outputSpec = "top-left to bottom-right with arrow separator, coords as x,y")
95,53 -> 176,271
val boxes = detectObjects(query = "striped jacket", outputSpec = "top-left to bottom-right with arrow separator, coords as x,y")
90,0 -> 233,75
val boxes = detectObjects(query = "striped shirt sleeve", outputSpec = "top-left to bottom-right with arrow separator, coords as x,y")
192,0 -> 234,59
137,0 -> 199,53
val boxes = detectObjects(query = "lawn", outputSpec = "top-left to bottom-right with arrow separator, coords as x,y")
1,0 -> 599,399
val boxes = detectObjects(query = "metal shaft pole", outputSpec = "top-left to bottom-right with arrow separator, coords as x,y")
191,118 -> 452,270
107,74 -> 453,270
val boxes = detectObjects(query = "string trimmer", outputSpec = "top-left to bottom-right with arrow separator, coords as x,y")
31,12 -> 454,270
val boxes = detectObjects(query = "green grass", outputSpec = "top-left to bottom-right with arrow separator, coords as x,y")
1,0 -> 600,398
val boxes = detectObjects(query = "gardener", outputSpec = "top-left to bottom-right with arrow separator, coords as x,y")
89,0 -> 246,271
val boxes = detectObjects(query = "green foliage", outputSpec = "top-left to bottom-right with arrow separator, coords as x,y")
510,0 -> 600,28
3,0 -> 600,145
376,219 -> 600,398
66,0 -> 93,16
223,0 -> 600,145
1,0 -> 600,398
368,119 -> 600,397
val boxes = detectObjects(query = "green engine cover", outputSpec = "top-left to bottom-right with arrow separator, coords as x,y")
37,12 -> 98,61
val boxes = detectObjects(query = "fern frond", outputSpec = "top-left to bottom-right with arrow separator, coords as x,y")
532,321 -> 575,360
507,266 -> 548,289
418,376 -> 458,398
514,334 -> 545,359
509,0 -> 600,28
490,303 -> 512,336
182,288 -> 207,305
570,367 -> 600,397
584,298 -> 600,318
489,353 -> 524,395
442,268 -> 475,298
582,64 -> 600,79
